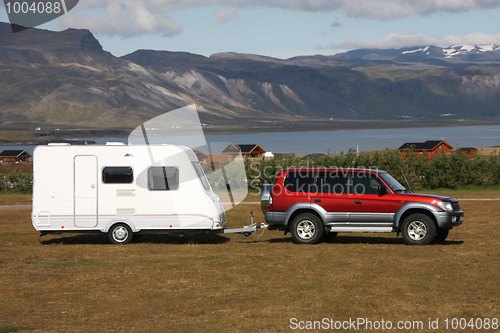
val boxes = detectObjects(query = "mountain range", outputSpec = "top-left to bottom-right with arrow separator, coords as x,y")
1,22 -> 500,134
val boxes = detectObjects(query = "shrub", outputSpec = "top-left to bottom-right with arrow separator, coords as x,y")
0,171 -> 33,192
245,150 -> 500,190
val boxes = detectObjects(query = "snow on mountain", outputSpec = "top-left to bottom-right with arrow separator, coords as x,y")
398,44 -> 500,60
401,46 -> 430,55
478,44 -> 500,52
442,44 -> 500,58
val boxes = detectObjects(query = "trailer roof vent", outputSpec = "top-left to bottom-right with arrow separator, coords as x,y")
48,143 -> 70,146
106,142 -> 126,146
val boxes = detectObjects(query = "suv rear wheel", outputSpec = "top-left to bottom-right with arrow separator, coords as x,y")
290,213 -> 324,244
401,213 -> 436,245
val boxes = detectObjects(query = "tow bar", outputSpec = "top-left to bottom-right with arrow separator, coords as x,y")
223,212 -> 268,237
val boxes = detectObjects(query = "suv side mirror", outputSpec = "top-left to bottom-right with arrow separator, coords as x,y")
378,185 -> 388,197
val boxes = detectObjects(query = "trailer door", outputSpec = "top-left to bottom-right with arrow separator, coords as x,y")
74,155 -> 98,227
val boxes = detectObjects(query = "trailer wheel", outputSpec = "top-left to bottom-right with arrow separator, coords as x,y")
108,223 -> 133,245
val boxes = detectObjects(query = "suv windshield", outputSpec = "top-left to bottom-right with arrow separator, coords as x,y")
379,172 -> 406,192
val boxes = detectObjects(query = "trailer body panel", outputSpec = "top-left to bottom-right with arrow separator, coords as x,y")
32,144 -> 226,235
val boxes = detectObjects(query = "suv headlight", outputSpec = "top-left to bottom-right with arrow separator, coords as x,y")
437,201 -> 453,212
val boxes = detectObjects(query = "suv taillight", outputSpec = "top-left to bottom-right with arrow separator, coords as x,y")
260,184 -> 273,213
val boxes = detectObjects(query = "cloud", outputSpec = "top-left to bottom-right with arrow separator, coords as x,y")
318,19 -> 342,36
57,0 -> 500,36
329,32 -> 500,50
335,33 -> 440,49
191,0 -> 500,19
216,6 -> 238,26
58,0 -> 182,37
413,0 -> 500,15
441,32 -> 500,46
330,21 -> 342,29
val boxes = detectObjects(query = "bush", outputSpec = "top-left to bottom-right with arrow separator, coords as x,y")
245,150 -> 500,190
0,171 -> 33,193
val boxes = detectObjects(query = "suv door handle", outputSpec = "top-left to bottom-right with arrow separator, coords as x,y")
354,201 -> 362,205
314,199 -> 322,202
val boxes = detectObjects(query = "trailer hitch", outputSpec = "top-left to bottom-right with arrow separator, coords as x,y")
223,212 -> 268,237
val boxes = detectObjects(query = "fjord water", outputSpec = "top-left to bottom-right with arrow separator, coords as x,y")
202,125 -> 500,155
3,125 -> 500,155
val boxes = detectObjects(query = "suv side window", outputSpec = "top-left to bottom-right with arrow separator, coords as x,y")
284,171 -> 317,193
352,173 -> 383,195
317,171 -> 348,194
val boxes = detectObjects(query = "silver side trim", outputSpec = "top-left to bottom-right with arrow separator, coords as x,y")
330,227 -> 393,233
350,212 -> 394,223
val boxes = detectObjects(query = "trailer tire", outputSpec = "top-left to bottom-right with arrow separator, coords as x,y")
108,223 -> 133,245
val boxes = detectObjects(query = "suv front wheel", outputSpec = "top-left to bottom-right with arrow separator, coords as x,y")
290,213 -> 324,244
401,213 -> 436,245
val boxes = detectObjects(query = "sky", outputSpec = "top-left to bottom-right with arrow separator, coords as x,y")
2,0 -> 500,59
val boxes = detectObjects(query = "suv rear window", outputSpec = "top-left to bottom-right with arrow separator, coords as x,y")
284,171 -> 316,193
284,170 -> 348,194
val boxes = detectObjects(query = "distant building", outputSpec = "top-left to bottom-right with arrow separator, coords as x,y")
456,147 -> 478,158
0,150 -> 32,163
398,140 -> 453,159
194,150 -> 209,164
264,152 -> 274,158
222,144 -> 266,158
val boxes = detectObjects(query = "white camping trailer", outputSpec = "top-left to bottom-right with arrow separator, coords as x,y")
31,143 -> 230,244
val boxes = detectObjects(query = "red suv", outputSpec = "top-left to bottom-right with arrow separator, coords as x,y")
261,168 -> 464,245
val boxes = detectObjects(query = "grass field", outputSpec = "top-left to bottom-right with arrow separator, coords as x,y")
478,147 -> 500,156
0,191 -> 499,332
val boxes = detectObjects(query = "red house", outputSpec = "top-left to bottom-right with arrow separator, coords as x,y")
194,150 -> 209,164
0,150 -> 32,163
222,144 -> 266,158
456,147 -> 477,158
398,140 -> 454,159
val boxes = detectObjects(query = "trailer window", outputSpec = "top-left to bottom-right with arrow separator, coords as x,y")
102,167 -> 133,184
192,162 -> 211,192
148,167 -> 179,191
